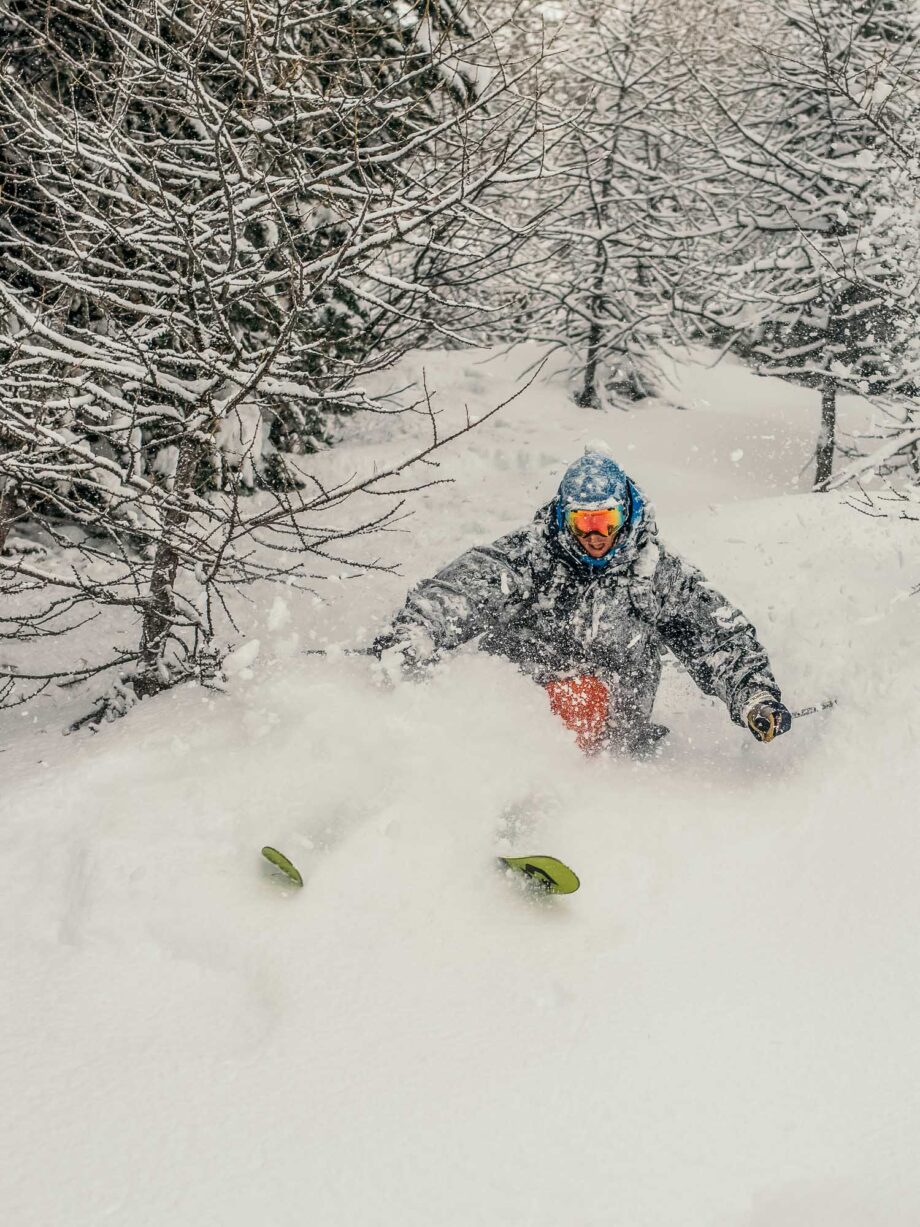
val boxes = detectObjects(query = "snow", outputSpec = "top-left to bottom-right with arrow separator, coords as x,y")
222,638 -> 261,679
3,346 -> 920,1225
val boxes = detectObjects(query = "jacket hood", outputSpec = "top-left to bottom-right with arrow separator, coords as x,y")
550,452 -> 651,570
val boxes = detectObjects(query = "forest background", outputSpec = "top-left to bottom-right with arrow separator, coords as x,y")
2,0 -> 920,716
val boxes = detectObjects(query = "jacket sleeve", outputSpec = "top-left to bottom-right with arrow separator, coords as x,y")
372,531 -> 534,672
651,545 -> 781,724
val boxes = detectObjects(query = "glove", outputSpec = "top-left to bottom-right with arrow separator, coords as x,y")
746,698 -> 792,743
370,627 -> 437,687
372,644 -> 417,688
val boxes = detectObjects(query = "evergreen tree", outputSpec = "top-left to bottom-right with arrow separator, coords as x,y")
699,0 -> 920,487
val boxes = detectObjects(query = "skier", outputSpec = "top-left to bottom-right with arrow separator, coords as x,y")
373,450 -> 791,754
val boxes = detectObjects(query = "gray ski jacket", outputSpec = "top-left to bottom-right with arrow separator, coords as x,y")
374,497 -> 781,729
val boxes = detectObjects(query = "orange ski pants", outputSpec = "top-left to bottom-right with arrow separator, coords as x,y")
544,675 -> 610,753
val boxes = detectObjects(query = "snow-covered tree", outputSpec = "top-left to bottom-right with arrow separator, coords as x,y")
0,0 -> 541,706
486,0 -> 744,409
0,0 -> 499,473
694,0 -> 920,487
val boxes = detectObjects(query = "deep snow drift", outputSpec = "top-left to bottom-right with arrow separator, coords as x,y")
2,348 -> 920,1226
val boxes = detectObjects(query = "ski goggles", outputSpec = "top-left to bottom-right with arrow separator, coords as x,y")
564,506 -> 625,538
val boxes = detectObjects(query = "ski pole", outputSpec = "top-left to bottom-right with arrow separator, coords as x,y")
790,699 -> 836,720
301,646 -> 375,657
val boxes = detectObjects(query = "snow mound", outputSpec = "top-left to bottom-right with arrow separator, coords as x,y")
2,347 -> 919,1226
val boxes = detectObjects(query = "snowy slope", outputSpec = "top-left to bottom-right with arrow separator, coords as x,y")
2,348 -> 920,1227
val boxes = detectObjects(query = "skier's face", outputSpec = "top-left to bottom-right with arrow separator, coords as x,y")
576,531 -> 617,558
564,506 -> 624,558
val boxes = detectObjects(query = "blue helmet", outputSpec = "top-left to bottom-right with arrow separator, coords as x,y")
554,452 -> 645,568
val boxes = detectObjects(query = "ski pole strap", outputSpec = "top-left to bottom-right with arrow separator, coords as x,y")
789,699 -> 836,720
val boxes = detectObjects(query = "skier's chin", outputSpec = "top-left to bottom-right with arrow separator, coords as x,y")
581,536 -> 612,558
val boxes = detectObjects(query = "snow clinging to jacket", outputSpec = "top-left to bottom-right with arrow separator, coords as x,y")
374,451 -> 782,734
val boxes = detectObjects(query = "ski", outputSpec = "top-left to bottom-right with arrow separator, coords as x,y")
261,846 -> 304,887
261,846 -> 578,894
497,855 -> 580,895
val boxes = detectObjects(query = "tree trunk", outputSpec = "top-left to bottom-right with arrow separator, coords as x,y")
0,486 -> 11,555
814,380 -> 837,490
576,240 -> 608,409
576,141 -> 617,410
134,437 -> 200,697
577,308 -> 604,409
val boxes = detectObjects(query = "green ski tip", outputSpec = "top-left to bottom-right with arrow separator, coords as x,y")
498,855 -> 580,895
261,846 -> 304,887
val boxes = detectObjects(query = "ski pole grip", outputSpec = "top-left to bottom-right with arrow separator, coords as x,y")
751,712 -> 775,741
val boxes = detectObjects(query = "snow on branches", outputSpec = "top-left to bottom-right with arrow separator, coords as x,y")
0,0 -> 542,710
684,0 -> 920,488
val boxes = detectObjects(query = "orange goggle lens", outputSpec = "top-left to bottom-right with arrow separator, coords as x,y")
565,507 -> 625,538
